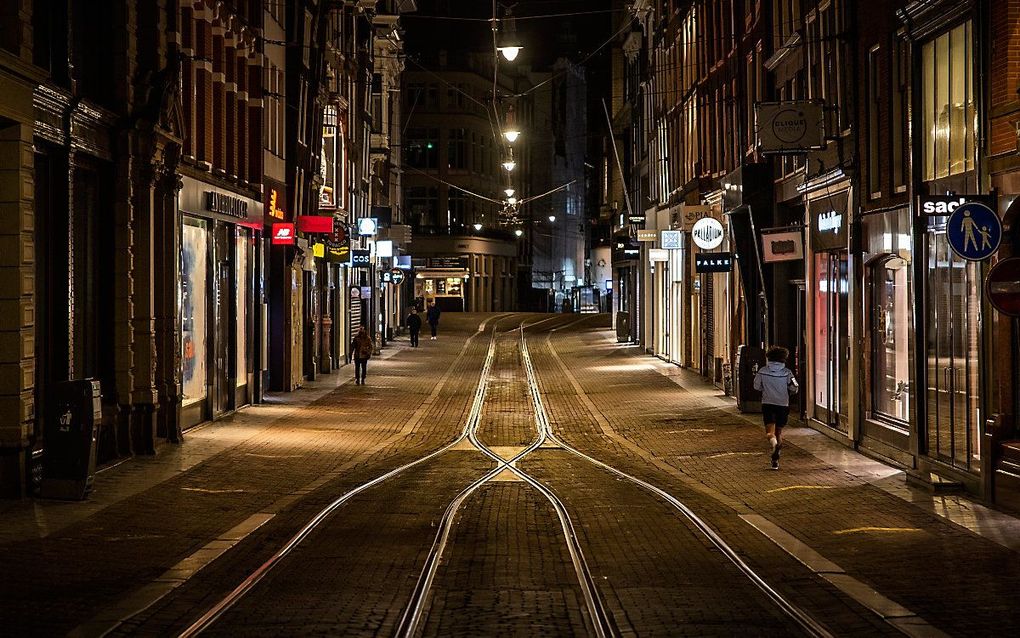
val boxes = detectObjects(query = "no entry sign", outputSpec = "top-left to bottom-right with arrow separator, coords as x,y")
986,257 -> 1020,317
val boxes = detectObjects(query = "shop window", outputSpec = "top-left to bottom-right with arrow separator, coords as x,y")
405,128 -> 438,169
870,256 -> 912,424
181,218 -> 210,407
922,21 -> 975,181
447,128 -> 467,170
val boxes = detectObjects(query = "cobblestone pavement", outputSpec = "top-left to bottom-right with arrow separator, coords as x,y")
3,313 -> 1018,637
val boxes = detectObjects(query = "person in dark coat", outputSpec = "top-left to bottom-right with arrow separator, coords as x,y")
407,308 -> 422,347
348,326 -> 374,385
426,302 -> 441,340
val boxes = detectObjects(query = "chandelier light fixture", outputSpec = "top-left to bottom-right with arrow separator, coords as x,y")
504,188 -> 515,197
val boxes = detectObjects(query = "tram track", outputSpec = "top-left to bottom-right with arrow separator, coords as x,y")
395,323 -> 618,638
532,318 -> 835,638
174,313 -> 532,638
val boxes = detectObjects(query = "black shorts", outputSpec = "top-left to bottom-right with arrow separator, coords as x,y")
762,404 -> 789,428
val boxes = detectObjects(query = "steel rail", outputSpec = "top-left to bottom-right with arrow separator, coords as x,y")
396,323 -> 619,638
175,313 -> 516,638
535,324 -> 835,638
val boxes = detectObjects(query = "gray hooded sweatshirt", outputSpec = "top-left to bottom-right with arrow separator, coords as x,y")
753,361 -> 799,407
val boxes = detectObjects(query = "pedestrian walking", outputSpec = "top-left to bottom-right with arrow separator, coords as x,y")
426,301 -> 441,340
753,346 -> 799,470
407,308 -> 422,347
348,326 -> 374,385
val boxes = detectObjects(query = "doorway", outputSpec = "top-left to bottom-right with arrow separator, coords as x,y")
924,226 -> 981,472
813,251 -> 849,432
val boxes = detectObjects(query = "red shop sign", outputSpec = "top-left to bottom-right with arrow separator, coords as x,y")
296,215 -> 335,233
272,223 -> 296,245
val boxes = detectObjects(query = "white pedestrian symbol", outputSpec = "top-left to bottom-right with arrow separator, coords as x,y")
979,225 -> 992,251
960,211 -> 978,252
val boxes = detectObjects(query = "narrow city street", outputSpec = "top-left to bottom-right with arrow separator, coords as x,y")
2,314 -> 1019,637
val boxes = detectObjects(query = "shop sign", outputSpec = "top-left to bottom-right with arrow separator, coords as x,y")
613,236 -> 640,262
350,249 -> 371,267
761,230 -> 804,263
679,204 -> 714,230
755,100 -> 826,153
312,242 -> 325,258
325,240 -> 350,262
648,248 -> 669,263
428,256 -> 469,269
637,230 -> 658,242
357,217 -> 378,236
297,215 -> 335,233
396,255 -> 412,270
695,252 -> 733,273
628,213 -> 646,225
810,195 -> 849,252
947,203 -> 1001,261
376,240 -> 394,258
661,230 -> 683,249
205,191 -> 249,219
691,218 -> 725,250
360,286 -> 373,299
918,194 -> 994,216
271,223 -> 295,245
266,185 -> 287,221
986,258 -> 1020,317
390,269 -> 405,285
350,286 -> 362,299
331,217 -> 347,243
380,270 -> 392,283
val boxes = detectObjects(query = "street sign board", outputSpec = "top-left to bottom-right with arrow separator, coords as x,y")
678,204 -> 714,230
637,230 -> 658,242
946,203 -> 1001,261
918,194 -> 995,216
648,248 -> 669,263
695,252 -> 733,273
987,258 -> 1020,317
755,100 -> 827,153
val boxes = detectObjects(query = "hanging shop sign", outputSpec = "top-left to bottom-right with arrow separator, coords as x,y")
380,270 -> 393,283
297,215 -> 335,233
661,230 -> 683,249
918,194 -> 995,216
695,252 -> 733,273
390,269 -> 406,285
350,286 -> 362,299
947,203 -> 1002,261
396,255 -> 412,270
628,212 -> 647,225
636,230 -> 658,242
325,240 -> 350,262
691,217 -> 725,250
612,235 -> 640,262
755,100 -> 827,153
986,258 -> 1020,317
312,243 -> 325,258
360,286 -> 373,299
357,217 -> 379,236
809,193 -> 849,252
376,240 -> 394,258
265,180 -> 288,222
350,249 -> 372,268
331,217 -> 347,243
761,229 -> 804,263
679,204 -> 714,230
271,223 -> 296,245
648,248 -> 669,263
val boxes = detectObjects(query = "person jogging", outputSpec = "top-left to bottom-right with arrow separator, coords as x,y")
348,326 -> 374,385
753,346 -> 799,470
407,308 -> 422,347
426,301 -> 441,340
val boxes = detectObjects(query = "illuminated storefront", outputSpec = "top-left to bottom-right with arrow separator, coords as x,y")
179,177 -> 262,428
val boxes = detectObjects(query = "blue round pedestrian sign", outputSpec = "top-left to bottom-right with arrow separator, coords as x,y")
946,202 -> 1001,261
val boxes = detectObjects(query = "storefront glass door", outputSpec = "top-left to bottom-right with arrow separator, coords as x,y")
813,252 -> 849,432
925,226 -> 981,472
181,218 -> 209,417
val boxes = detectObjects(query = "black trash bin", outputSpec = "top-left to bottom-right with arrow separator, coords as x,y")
39,379 -> 101,500
734,345 -> 766,414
